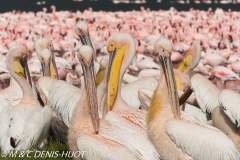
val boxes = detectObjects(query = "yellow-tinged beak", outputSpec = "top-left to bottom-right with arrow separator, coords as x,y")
50,61 -> 56,78
51,55 -> 59,79
95,68 -> 106,87
14,56 -> 32,87
159,51 -> 180,118
82,59 -> 99,134
14,59 -> 26,78
178,53 -> 192,72
174,74 -> 184,90
42,61 -> 55,78
107,44 -> 128,112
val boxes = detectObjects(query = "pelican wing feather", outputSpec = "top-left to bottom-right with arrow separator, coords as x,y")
48,80 -> 81,127
219,89 -> 240,127
166,119 -> 239,160
15,106 -> 52,150
77,119 -> 160,160
121,77 -> 158,109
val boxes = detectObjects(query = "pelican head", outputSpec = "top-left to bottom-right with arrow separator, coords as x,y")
106,32 -> 135,111
75,21 -> 95,57
178,43 -> 201,75
155,36 -> 180,118
78,45 -> 99,134
6,44 -> 32,87
75,21 -> 89,36
40,48 -> 55,78
35,38 -> 54,57
34,38 -> 58,78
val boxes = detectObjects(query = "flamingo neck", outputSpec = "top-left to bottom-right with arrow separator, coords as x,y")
7,56 -> 36,104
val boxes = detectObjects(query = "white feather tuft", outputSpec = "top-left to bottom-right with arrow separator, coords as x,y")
48,80 -> 82,127
219,89 -> 240,127
121,77 -> 158,109
191,74 -> 220,114
166,119 -> 239,160
0,96 -> 10,112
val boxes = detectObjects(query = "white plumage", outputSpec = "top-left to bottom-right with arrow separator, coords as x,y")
14,106 -> 52,150
37,77 -> 83,128
219,89 -> 240,127
121,77 -> 158,109
0,45 -> 52,151
0,95 -> 10,112
166,119 -> 239,160
77,122 -> 160,160
191,74 -> 220,114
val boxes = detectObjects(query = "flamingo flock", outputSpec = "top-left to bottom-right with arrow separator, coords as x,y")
1,6 -> 240,160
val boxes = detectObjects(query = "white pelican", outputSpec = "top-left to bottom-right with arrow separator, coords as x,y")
96,53 -> 158,111
0,45 -> 52,151
34,38 -> 58,78
147,36 -> 239,159
102,32 -> 148,134
75,21 -> 100,73
75,21 -> 96,57
191,73 -> 240,151
69,45 -> 160,160
175,43 -> 201,100
177,43 -> 201,76
36,48 -> 69,143
218,89 -> 240,150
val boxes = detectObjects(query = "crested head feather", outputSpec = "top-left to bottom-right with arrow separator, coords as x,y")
110,32 -> 135,47
34,38 -> 51,58
40,49 -> 51,58
75,21 -> 89,36
184,43 -> 201,75
78,45 -> 93,62
7,44 -> 28,59
154,36 -> 172,55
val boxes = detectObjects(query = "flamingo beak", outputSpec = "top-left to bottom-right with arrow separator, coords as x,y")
158,49 -> 180,118
82,58 -> 99,134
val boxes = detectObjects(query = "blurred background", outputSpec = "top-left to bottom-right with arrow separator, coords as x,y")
1,0 -> 240,13
1,0 -> 240,91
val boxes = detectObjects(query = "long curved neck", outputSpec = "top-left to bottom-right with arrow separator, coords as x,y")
147,71 -> 171,124
7,56 -> 36,104
76,87 -> 89,119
